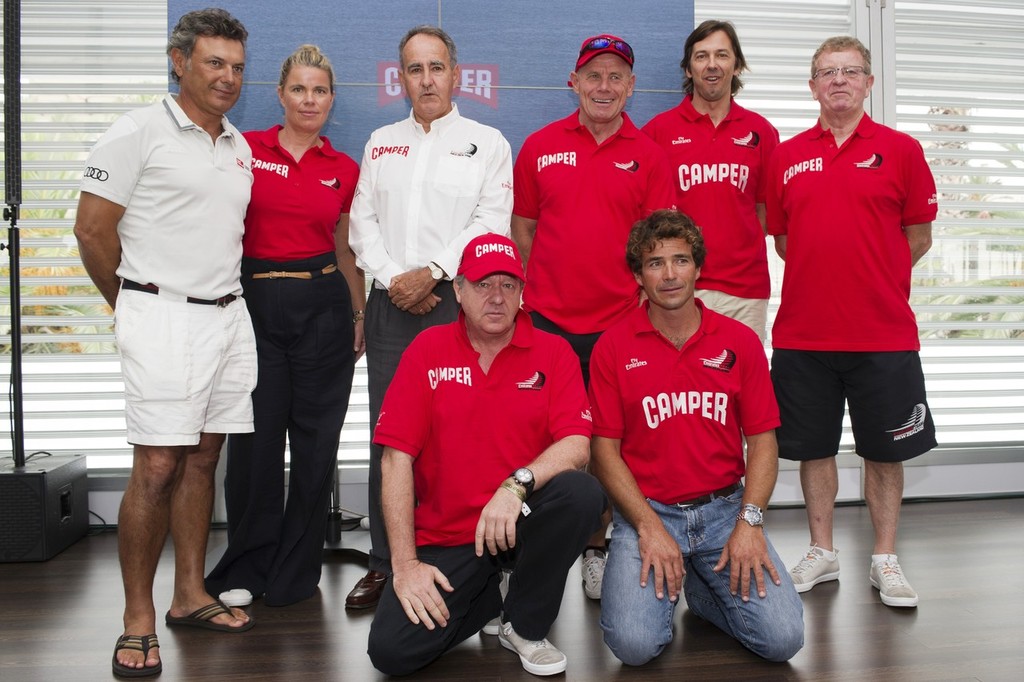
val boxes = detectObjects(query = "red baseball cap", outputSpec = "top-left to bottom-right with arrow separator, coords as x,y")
457,233 -> 526,282
574,34 -> 635,71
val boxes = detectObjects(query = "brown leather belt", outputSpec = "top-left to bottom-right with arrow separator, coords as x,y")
122,279 -> 237,307
251,263 -> 337,280
672,482 -> 741,508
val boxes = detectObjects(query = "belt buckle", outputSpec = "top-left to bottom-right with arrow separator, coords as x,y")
216,295 -> 234,308
268,270 -> 287,279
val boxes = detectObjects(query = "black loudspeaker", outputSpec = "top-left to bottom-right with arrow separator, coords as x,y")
0,454 -> 88,562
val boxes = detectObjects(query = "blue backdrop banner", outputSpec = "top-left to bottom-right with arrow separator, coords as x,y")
169,1 -> 695,160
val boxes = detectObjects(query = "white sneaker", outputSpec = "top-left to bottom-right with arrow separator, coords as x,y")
789,545 -> 840,593
498,620 -> 567,676
218,589 -> 253,607
581,551 -> 606,600
481,569 -> 512,636
870,555 -> 919,607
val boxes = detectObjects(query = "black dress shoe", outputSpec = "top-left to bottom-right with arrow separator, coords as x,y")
345,570 -> 387,609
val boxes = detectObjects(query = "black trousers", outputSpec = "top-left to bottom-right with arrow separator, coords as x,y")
205,253 -> 355,606
529,311 -> 603,388
367,470 -> 607,676
364,282 -> 459,573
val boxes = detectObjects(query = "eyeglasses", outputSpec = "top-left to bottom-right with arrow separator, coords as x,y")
813,66 -> 869,81
580,37 -> 634,63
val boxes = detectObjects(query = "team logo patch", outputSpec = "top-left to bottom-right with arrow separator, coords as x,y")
701,349 -> 737,372
624,357 -> 648,371
450,143 -> 478,158
886,403 -> 928,441
516,371 -> 546,390
732,131 -> 760,149
581,408 -> 593,422
320,177 -> 340,189
614,160 -> 640,173
671,136 -> 692,145
854,153 -> 883,169
83,166 -> 109,181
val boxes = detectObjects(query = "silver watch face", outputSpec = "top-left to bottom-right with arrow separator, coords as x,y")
742,506 -> 764,526
514,468 -> 534,485
428,263 -> 443,279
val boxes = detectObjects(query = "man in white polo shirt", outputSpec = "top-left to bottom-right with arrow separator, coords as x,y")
74,9 -> 256,678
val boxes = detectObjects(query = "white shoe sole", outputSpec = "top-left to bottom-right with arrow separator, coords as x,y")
583,580 -> 602,600
481,618 -> 500,636
870,577 -> 919,607
218,589 -> 253,607
791,571 -> 839,593
499,634 -> 568,676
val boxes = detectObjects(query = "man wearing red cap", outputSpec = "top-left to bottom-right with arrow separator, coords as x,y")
512,33 -> 676,600
367,233 -> 606,677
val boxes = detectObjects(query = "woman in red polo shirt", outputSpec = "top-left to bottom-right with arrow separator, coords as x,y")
205,44 -> 364,607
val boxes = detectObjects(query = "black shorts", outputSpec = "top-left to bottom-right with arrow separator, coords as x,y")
771,349 -> 937,463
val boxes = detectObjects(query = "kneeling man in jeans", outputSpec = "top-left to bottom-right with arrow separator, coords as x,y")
367,233 -> 606,676
589,209 -> 804,664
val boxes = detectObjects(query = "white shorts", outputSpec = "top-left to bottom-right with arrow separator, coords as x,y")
695,289 -> 768,343
114,289 -> 257,446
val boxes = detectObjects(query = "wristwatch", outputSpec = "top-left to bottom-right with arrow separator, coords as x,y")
427,261 -> 445,280
511,467 -> 535,498
737,503 -> 765,527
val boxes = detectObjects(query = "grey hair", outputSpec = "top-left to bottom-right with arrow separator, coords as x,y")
167,8 -> 248,83
398,25 -> 458,69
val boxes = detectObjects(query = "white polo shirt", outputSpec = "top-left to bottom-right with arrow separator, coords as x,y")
80,94 -> 253,300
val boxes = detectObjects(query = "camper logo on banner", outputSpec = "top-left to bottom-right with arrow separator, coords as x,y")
377,61 -> 499,108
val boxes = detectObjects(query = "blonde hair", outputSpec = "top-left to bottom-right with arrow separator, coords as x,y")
811,36 -> 872,78
279,44 -> 336,93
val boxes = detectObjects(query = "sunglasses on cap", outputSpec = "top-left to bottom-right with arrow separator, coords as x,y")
579,36 -> 634,64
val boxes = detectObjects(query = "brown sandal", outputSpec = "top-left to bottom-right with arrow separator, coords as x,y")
112,633 -> 161,678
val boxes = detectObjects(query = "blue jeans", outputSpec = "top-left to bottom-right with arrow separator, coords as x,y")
600,490 -> 804,665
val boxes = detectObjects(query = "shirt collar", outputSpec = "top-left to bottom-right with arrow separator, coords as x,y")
407,102 -> 462,136
253,124 -> 337,158
630,298 -> 717,345
163,93 -> 238,139
679,94 -> 744,124
812,111 -> 878,141
456,309 -> 535,351
562,110 -> 639,141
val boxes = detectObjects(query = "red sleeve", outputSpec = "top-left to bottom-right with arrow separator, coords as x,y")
587,332 -> 625,439
765,146 -> 787,237
545,336 -> 593,442
642,145 -> 677,214
755,121 -> 781,205
512,134 -> 540,220
337,154 -> 360,213
901,136 -> 938,226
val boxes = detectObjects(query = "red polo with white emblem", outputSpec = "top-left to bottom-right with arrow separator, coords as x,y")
373,311 -> 591,547
766,114 -> 938,351
513,111 -> 675,333
588,300 -> 778,504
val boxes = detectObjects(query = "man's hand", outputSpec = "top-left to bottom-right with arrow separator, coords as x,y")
406,292 -> 441,316
389,267 -> 437,311
474,485 -> 523,557
714,523 -> 781,601
391,558 -> 454,630
637,521 -> 684,602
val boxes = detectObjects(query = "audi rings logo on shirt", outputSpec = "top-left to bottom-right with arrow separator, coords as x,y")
83,166 -> 109,182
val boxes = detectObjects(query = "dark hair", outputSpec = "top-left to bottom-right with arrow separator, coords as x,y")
167,8 -> 248,83
398,25 -> 458,69
681,20 -> 747,96
626,209 -> 706,275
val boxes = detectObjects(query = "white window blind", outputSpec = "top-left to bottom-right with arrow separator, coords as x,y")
1,0 -> 1021,473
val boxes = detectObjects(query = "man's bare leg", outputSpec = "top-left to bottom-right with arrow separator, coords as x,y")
116,444 -> 183,672
800,457 -> 839,551
166,432 -> 250,627
864,460 -> 903,555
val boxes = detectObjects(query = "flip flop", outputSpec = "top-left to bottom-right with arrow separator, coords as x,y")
165,599 -> 255,633
112,633 -> 162,678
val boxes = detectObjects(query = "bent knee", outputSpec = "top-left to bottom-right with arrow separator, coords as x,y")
367,636 -> 423,677
604,630 -> 666,667
749,625 -> 804,662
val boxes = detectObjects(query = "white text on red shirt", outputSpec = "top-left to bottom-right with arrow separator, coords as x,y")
428,366 -> 473,389
252,158 -> 289,178
537,151 -> 577,172
783,157 -> 823,185
677,163 -> 750,192
642,391 -> 728,429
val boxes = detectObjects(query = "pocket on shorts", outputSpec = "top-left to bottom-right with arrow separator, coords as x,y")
115,294 -> 190,402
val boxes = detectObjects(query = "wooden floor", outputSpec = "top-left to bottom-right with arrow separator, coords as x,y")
1,498 -> 1021,681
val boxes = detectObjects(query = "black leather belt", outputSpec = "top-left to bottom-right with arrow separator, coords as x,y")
672,482 -> 741,508
122,279 -> 238,307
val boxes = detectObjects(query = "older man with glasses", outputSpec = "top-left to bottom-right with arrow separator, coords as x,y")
766,36 -> 938,608
511,34 -> 676,600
